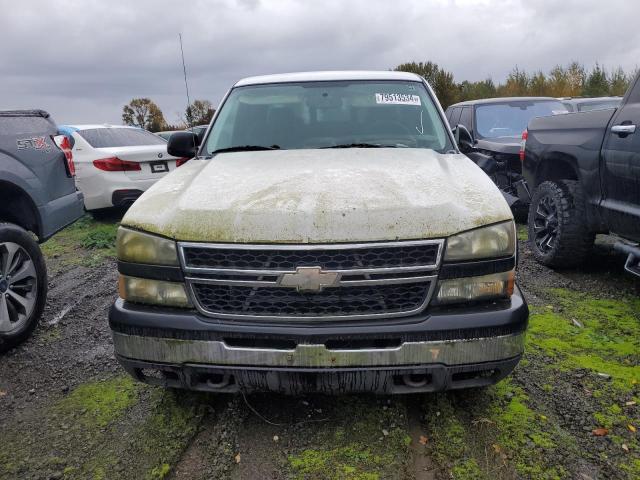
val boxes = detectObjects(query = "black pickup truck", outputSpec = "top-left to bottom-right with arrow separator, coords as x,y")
0,110 -> 84,351
523,73 -> 640,276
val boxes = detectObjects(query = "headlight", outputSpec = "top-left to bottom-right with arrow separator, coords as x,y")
432,270 -> 515,305
118,275 -> 191,308
117,227 -> 179,266
445,221 -> 515,262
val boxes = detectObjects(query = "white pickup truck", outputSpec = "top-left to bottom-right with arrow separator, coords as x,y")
108,71 -> 528,394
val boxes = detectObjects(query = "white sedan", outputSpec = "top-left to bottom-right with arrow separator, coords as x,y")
58,124 -> 189,212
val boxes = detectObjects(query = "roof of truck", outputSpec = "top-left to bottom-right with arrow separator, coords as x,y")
0,110 -> 50,118
449,97 -> 564,108
235,71 -> 423,87
560,96 -> 622,103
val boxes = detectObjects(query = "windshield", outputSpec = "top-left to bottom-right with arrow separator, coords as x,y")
203,81 -> 453,155
79,128 -> 167,148
475,101 -> 568,139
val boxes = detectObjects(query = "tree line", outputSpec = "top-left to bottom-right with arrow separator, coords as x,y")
122,61 -> 637,131
122,98 -> 215,132
394,61 -> 637,109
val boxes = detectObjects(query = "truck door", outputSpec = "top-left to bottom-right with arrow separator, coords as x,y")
601,74 -> 640,241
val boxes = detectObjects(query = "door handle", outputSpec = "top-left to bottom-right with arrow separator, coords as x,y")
611,124 -> 636,135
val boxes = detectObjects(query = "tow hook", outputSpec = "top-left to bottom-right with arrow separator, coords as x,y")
614,242 -> 640,277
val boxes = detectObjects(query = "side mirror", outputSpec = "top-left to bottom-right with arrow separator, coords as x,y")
452,124 -> 474,151
167,132 -> 200,158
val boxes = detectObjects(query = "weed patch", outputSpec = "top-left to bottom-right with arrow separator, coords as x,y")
287,398 -> 410,480
41,215 -> 118,266
528,288 -> 640,389
55,376 -> 139,427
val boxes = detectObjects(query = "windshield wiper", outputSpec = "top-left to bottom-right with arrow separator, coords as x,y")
211,145 -> 280,155
320,143 -> 399,149
321,143 -> 385,149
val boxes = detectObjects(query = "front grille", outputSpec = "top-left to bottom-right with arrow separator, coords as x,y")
179,239 -> 443,321
192,282 -> 431,318
182,243 -> 440,272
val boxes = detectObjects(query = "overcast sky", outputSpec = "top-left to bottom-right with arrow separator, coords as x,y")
1,0 -> 638,125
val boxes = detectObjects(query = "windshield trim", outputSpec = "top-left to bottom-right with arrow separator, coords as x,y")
198,78 -> 457,157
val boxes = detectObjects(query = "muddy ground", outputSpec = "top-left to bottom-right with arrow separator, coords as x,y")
0,217 -> 638,480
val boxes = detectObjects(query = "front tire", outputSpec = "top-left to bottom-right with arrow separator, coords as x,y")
0,223 -> 47,353
527,180 -> 594,268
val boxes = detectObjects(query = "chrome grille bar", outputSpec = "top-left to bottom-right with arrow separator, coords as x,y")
178,239 -> 444,321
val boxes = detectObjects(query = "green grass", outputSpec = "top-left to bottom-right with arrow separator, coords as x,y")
421,287 -> 639,479
528,289 -> 640,389
55,376 -> 139,428
287,398 -> 411,480
41,215 -> 118,266
517,224 -> 528,242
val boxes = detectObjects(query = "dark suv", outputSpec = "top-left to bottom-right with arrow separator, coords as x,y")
0,110 -> 84,351
445,97 -> 568,216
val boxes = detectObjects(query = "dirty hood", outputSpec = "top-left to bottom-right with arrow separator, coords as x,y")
122,149 -> 512,243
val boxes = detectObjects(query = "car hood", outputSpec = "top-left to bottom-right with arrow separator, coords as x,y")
475,137 -> 521,155
122,148 -> 512,243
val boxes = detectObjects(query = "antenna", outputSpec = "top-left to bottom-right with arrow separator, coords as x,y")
179,33 -> 193,130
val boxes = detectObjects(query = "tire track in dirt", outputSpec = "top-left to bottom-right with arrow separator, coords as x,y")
406,396 -> 437,480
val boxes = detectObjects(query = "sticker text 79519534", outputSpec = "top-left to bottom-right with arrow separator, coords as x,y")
375,93 -> 421,106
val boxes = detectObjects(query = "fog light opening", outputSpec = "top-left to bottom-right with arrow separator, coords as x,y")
204,373 -> 233,389
402,372 -> 431,388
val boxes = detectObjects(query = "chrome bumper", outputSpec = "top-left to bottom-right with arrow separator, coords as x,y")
112,331 -> 525,368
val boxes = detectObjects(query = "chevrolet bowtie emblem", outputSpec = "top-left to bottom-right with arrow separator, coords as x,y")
278,266 -> 340,292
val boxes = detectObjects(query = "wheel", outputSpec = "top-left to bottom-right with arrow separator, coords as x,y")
0,223 -> 47,353
527,180 -> 594,268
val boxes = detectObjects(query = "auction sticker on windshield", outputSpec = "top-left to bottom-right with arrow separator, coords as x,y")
375,93 -> 421,106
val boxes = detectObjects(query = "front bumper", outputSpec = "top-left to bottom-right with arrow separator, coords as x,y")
109,287 -> 528,394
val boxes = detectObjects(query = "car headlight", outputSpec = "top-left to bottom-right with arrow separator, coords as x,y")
117,227 -> 179,265
118,275 -> 192,308
432,270 -> 515,305
444,221 -> 515,262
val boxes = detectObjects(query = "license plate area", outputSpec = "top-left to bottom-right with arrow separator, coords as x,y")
150,161 -> 168,173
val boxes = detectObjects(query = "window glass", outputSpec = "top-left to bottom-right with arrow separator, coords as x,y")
578,100 -> 621,112
627,76 -> 640,104
204,81 -> 453,154
459,107 -> 473,131
449,107 -> 462,126
78,128 -> 166,148
475,101 -> 568,139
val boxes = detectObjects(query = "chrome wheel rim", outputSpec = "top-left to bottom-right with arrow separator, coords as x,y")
0,242 -> 37,333
532,195 -> 559,254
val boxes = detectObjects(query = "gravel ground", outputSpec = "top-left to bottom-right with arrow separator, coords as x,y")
0,219 -> 638,480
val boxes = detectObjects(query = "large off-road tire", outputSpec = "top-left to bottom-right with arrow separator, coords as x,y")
527,180 -> 594,268
0,223 -> 47,353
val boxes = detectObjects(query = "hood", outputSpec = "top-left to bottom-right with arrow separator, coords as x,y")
475,137 -> 520,155
122,148 -> 512,243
